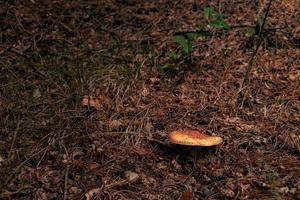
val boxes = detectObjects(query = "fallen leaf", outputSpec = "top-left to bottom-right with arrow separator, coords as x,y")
124,171 -> 139,183
109,119 -> 123,130
289,188 -> 297,194
33,88 -> 41,98
88,162 -> 100,170
82,95 -> 112,110
171,159 -> 181,170
71,149 -> 85,160
0,155 -> 4,162
278,187 -> 289,194
85,188 -> 102,200
36,188 -> 58,200
288,71 -> 300,81
223,117 -> 259,132
221,188 -> 235,198
178,189 -> 195,200
82,96 -> 99,109
69,186 -> 82,194
134,146 -> 152,156
141,85 -> 149,96
77,160 -> 100,170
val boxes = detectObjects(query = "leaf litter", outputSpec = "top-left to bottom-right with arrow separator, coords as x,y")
0,0 -> 299,199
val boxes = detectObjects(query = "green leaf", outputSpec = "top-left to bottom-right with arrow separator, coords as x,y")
173,35 -> 192,55
204,7 -> 213,20
245,28 -> 256,37
159,63 -> 171,70
209,20 -> 230,30
255,18 -> 263,34
169,51 -> 178,59
186,32 -> 201,39
216,13 -> 225,20
186,31 -> 212,38
197,24 -> 204,31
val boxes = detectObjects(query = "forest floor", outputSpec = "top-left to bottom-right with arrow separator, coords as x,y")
0,0 -> 300,199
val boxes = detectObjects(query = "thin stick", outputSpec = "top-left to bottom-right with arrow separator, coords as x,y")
63,165 -> 70,200
241,0 -> 274,87
8,121 -> 21,159
61,138 -> 70,200
5,148 -> 46,185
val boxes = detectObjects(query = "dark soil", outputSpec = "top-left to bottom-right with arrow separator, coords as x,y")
0,0 -> 299,199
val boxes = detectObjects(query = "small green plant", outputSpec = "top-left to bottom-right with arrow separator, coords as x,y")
167,6 -> 230,69
244,17 -> 279,49
245,17 -> 263,37
134,59 -> 146,79
172,31 -> 212,63
204,6 -> 230,30
204,6 -> 213,20
173,35 -> 192,56
159,6 -> 231,72
169,51 -> 178,60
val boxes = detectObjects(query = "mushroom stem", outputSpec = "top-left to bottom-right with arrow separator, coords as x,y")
168,129 -> 223,183
183,147 -> 198,184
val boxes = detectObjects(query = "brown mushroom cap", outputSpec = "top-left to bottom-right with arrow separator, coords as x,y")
168,130 -> 223,146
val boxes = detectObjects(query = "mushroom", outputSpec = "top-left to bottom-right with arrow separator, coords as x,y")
168,129 -> 223,147
168,129 -> 223,171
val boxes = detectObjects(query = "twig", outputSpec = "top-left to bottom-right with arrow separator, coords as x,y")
36,146 -> 49,167
8,121 -> 21,159
0,185 -> 33,199
63,165 -> 70,200
60,133 -> 70,200
5,147 -> 47,185
0,47 -> 11,55
241,0 -> 273,87
59,132 -> 70,200
10,48 -> 29,58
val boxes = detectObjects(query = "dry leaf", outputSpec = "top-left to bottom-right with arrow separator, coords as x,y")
88,162 -> 100,170
109,119 -> 123,130
85,188 -> 102,200
124,171 -> 139,183
178,189 -> 195,200
141,85 -> 149,96
71,149 -> 85,160
288,71 -> 300,81
82,95 -> 112,110
223,117 -> 259,132
221,188 -> 235,198
69,186 -> 82,194
33,88 -> 41,98
134,146 -> 152,156
82,96 -> 99,109
278,187 -> 289,194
